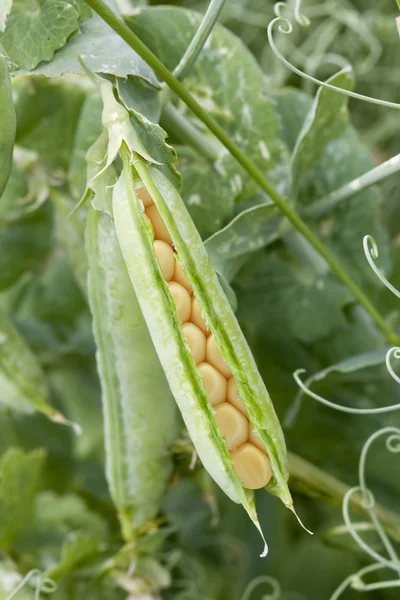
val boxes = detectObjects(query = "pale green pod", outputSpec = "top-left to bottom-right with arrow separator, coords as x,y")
85,205 -> 178,537
113,153 -> 293,554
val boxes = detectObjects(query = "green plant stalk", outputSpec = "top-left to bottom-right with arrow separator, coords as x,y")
303,153 -> 400,219
83,0 -> 399,346
288,452 -> 400,543
172,0 -> 227,80
161,102 -> 221,161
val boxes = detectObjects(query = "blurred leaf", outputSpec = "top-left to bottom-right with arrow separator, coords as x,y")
128,6 -> 283,198
52,191 -> 88,295
47,532 -> 102,580
68,92 -> 103,201
0,0 -> 12,32
0,0 -> 89,71
291,69 -> 354,201
179,148 -> 234,239
205,201 -> 282,280
29,4 -> 159,85
14,76 -> 87,173
0,202 -> 52,290
0,311 -> 61,418
48,366 -> 103,459
273,88 -> 312,153
236,251 -> 352,344
0,447 -> 45,548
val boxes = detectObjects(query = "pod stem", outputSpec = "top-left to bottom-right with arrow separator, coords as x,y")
84,0 -> 399,346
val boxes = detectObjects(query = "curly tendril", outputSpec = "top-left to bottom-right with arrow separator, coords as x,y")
6,569 -> 57,600
293,369 -> 400,415
385,347 -> 400,385
363,235 -> 400,300
330,427 -> 400,599
274,1 -> 310,27
240,576 -> 281,600
267,10 -> 400,110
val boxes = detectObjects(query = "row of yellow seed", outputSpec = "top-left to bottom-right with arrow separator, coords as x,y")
138,187 -> 272,490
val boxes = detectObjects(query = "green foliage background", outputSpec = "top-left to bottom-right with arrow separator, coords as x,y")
0,0 -> 399,598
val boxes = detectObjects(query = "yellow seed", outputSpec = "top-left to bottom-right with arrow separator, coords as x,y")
214,402 -> 248,450
146,205 -> 173,245
230,443 -> 272,489
190,298 -> 208,334
143,214 -> 154,239
227,377 -> 246,415
206,335 -> 232,378
153,240 -> 175,281
198,362 -> 227,405
174,260 -> 192,293
248,423 -> 267,453
168,282 -> 191,323
136,186 -> 153,208
182,323 -> 206,364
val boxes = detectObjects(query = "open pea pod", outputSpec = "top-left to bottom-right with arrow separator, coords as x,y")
85,204 -> 178,538
112,149 -> 297,555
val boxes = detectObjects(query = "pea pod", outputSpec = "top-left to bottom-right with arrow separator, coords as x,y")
112,149 -> 297,555
85,204 -> 178,538
0,52 -> 16,197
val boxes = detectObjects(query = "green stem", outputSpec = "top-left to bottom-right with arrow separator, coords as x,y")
303,153 -> 400,219
161,102 -> 222,161
172,0 -> 227,80
83,0 -> 399,346
288,452 -> 400,543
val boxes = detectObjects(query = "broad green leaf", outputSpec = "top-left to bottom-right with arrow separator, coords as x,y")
127,6 -> 282,198
0,203 -> 52,290
0,448 -> 45,548
29,8 -> 159,85
0,311 -> 67,421
236,252 -> 352,344
14,76 -> 87,173
116,75 -> 162,123
0,0 -> 88,71
68,92 -> 103,201
179,148 -> 234,239
47,532 -> 101,580
205,201 -> 282,281
291,69 -> 355,202
272,88 -> 312,152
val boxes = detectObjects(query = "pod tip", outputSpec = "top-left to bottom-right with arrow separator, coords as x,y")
290,505 -> 313,535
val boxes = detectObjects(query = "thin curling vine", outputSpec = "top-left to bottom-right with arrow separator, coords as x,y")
267,8 -> 400,111
363,235 -> 400,301
6,569 -> 57,600
330,427 -> 400,600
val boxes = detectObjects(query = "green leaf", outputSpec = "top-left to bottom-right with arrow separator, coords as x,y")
68,92 -> 103,201
0,448 -> 45,548
0,55 -> 16,197
205,201 -> 282,281
116,75 -> 162,123
179,148 -> 234,239
0,311 -> 64,420
237,252 -> 352,344
14,76 -> 87,173
0,0 -> 85,71
29,8 -> 159,85
272,88 -> 312,153
47,532 -> 101,580
0,203 -> 52,290
291,69 -> 355,201
127,6 -> 282,198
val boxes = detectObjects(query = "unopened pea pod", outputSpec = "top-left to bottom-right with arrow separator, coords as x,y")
85,205 -> 178,539
0,53 -> 16,197
113,150 -> 297,554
